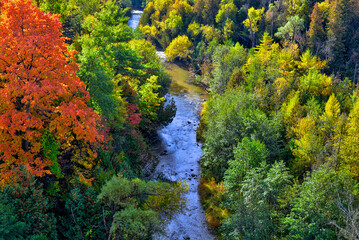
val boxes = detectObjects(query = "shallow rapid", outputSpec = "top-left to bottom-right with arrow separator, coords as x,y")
152,63 -> 215,240
128,12 -> 216,240
128,10 -> 143,29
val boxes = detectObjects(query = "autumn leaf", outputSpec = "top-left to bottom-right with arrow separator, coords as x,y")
0,0 -> 103,185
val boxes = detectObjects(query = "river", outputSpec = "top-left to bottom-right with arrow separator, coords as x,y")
128,10 -> 216,240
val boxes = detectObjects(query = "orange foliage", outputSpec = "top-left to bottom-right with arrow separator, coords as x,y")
0,0 -> 103,184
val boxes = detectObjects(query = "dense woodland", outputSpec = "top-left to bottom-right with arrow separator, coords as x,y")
139,0 -> 359,239
1,0 -> 359,239
0,0 -> 187,239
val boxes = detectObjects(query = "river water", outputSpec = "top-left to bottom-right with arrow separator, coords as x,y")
128,10 -> 143,30
128,10 -> 216,240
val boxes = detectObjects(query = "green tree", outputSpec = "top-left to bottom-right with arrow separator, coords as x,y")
224,137 -> 269,197
109,207 -> 161,240
0,169 -> 57,239
221,161 -> 292,239
283,165 -> 358,239
77,0 -> 142,129
60,185 -> 105,239
138,76 -> 165,121
340,99 -> 359,178
0,203 -> 27,240
97,175 -> 188,239
210,43 -> 247,93
275,15 -> 304,44
201,90 -> 281,180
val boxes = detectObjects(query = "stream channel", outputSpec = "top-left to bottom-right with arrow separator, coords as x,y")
129,10 -> 216,240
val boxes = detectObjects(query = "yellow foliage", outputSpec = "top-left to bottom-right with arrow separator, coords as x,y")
323,94 -> 341,120
299,69 -> 332,96
201,25 -> 219,43
255,32 -> 275,66
292,116 -> 321,172
297,50 -> 327,74
275,77 -> 290,97
171,0 -> 192,15
282,91 -> 304,138
144,181 -> 189,218
139,24 -> 159,36
164,35 -> 193,61
139,76 -> 165,119
286,0 -> 304,15
283,91 -> 303,122
340,99 -> 359,179
199,177 -> 228,229
187,21 -> 201,36
243,7 -> 264,32
318,0 -> 331,17
278,46 -> 298,78
318,94 -> 345,166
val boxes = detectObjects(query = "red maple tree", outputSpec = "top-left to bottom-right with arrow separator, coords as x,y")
0,0 -> 103,185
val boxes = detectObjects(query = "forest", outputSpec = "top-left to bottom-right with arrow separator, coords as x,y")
0,0 -> 187,239
138,0 -> 359,239
1,0 -> 359,239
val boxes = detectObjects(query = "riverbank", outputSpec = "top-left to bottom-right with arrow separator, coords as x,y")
129,11 -> 216,239
150,61 -> 215,240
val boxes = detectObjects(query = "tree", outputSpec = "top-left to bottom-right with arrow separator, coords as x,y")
201,90 -> 281,180
325,0 -> 346,68
215,0 -> 238,27
221,161 -> 292,239
318,93 -> 344,166
243,7 -> 264,47
0,169 -> 57,239
275,15 -> 304,44
0,204 -> 28,240
97,175 -> 188,240
210,43 -> 246,94
187,21 -> 201,38
194,0 -> 220,25
165,11 -> 183,36
164,35 -> 193,61
77,0 -> 140,129
283,165 -> 358,239
307,3 -> 326,55
60,185 -> 106,239
224,137 -> 269,197
0,0 -> 102,185
340,99 -> 359,178
138,76 -> 165,122
298,69 -> 332,97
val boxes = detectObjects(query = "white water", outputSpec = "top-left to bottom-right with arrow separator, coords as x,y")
128,10 -> 143,30
152,63 -> 215,240
128,13 -> 216,240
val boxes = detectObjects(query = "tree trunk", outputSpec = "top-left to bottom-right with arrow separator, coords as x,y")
354,62 -> 358,84
252,31 -> 255,48
23,99 -> 31,151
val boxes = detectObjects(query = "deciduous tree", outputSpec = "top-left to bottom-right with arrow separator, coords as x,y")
0,0 -> 102,185
243,7 -> 264,47
165,35 -> 193,61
